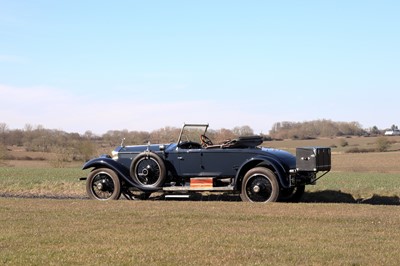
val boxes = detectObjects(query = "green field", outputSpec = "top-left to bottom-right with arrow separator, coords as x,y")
0,167 -> 88,198
1,139 -> 400,265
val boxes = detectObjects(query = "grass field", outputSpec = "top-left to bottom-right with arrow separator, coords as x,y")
1,198 -> 400,265
0,168 -> 399,204
1,137 -> 400,265
0,167 -> 87,198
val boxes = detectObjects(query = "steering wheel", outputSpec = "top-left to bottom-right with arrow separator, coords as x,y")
200,134 -> 213,146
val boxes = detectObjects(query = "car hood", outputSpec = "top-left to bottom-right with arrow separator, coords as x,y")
115,144 -> 166,153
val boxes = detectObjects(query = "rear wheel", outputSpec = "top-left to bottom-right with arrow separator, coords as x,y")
240,167 -> 279,202
86,168 -> 121,200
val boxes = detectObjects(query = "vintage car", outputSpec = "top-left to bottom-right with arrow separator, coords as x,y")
81,124 -> 331,202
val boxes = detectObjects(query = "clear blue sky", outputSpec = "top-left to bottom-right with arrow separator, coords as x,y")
1,1 -> 399,134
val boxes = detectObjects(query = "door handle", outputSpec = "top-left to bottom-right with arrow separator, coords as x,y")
177,157 -> 183,160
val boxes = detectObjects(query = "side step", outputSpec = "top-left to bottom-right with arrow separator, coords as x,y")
165,195 -> 190,199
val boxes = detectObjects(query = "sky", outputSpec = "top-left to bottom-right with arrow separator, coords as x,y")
1,0 -> 399,135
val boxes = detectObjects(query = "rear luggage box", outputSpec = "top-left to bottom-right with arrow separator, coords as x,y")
296,147 -> 331,172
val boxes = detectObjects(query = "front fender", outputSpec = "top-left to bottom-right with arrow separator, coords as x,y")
234,156 -> 291,190
82,156 -> 160,192
83,155 -> 127,172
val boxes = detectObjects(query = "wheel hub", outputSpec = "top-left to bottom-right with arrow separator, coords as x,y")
141,165 -> 152,177
96,182 -> 104,190
253,185 -> 261,193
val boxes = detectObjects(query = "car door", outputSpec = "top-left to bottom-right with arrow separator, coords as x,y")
200,149 -> 251,177
175,147 -> 203,177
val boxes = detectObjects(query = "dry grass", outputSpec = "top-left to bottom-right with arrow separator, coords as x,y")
264,136 -> 400,154
304,172 -> 400,204
333,151 -> 400,173
1,198 -> 400,265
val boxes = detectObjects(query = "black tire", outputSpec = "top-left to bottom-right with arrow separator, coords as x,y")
240,167 -> 279,203
130,152 -> 166,188
86,168 -> 121,200
278,185 -> 305,203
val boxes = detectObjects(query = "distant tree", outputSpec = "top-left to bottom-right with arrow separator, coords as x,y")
337,121 -> 364,136
0,123 -> 8,145
128,131 -> 151,145
150,127 -> 180,144
0,143 -> 7,161
83,130 -> 94,139
391,125 -> 398,131
370,126 -> 380,135
319,120 -> 338,137
376,137 -> 391,152
6,129 -> 24,146
269,120 -> 365,139
23,124 -> 35,150
102,130 -> 126,145
232,126 -> 254,136
76,140 -> 96,161
24,123 -> 33,132
209,128 -> 236,143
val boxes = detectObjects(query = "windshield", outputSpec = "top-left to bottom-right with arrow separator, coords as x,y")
178,124 -> 208,144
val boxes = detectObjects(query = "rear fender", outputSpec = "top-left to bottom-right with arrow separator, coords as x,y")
234,156 -> 290,190
82,156 -> 159,192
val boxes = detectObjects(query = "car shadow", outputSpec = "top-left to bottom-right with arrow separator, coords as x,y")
156,190 -> 400,205
301,190 -> 400,205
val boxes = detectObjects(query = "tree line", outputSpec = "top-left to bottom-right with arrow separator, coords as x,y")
0,120 -> 394,163
0,123 -> 255,162
268,120 -> 383,140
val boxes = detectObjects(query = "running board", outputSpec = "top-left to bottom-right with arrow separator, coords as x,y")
163,186 -> 234,192
165,195 -> 190,199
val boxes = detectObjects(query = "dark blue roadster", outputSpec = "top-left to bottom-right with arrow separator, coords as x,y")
82,124 -> 331,202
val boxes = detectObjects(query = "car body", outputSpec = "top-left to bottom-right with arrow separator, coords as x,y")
82,124 -> 331,202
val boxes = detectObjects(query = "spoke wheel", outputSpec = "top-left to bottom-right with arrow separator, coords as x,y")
130,152 -> 166,188
240,167 -> 279,203
86,168 -> 121,200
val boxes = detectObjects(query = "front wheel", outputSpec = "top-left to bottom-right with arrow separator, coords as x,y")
240,167 -> 279,203
86,168 -> 121,200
